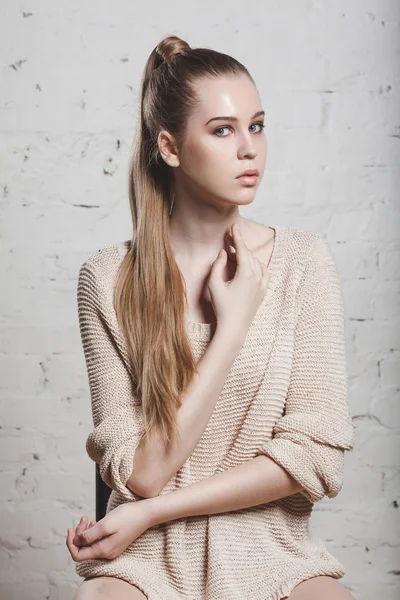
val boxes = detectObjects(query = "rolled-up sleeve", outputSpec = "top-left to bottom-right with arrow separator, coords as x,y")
77,262 -> 145,501
256,235 -> 355,503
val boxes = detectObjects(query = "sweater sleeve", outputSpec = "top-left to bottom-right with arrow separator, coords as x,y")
77,261 -> 145,502
255,235 -> 355,503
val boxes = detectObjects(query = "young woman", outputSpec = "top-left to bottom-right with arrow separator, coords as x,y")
67,35 -> 356,600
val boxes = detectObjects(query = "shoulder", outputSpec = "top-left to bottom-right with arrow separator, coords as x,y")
283,226 -> 342,314
245,218 -> 332,264
276,226 -> 341,309
79,240 -> 130,277
77,240 -> 131,308
284,225 -> 337,273
77,240 -> 131,296
285,225 -> 330,255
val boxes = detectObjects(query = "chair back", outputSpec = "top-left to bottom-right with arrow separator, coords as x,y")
95,463 -> 112,521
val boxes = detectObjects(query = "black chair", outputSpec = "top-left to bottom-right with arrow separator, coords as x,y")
95,463 -> 112,521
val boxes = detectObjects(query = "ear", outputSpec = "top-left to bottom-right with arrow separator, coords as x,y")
158,129 -> 180,168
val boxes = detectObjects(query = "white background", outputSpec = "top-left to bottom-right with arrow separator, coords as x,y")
0,1 -> 399,598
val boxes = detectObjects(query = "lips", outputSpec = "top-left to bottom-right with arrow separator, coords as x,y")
237,169 -> 259,178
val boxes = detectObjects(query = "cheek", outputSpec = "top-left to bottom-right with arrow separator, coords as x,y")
184,138 -> 226,178
260,135 -> 268,156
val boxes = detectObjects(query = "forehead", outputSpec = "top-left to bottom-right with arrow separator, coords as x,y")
191,74 -> 262,121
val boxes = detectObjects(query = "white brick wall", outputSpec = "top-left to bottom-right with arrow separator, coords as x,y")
1,1 -> 399,598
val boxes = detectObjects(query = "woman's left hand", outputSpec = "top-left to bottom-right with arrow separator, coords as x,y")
66,501 -> 154,562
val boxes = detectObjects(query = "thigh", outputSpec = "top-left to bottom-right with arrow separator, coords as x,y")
73,576 -> 148,600
282,575 -> 356,600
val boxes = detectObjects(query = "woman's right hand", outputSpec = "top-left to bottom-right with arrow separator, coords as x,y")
207,223 -> 270,334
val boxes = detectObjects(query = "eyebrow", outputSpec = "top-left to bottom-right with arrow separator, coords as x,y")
205,110 -> 265,126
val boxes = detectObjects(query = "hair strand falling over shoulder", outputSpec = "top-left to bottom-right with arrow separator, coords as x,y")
113,34 -> 253,448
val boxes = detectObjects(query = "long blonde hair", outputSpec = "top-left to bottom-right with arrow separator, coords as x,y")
114,35 -> 253,448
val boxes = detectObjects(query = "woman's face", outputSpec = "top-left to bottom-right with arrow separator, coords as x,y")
169,73 -> 267,209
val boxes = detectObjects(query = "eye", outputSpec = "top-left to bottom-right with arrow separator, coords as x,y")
213,122 -> 266,137
250,121 -> 266,133
213,126 -> 231,137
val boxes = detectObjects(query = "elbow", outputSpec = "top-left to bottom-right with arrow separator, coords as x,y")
300,447 -> 346,503
87,431 -> 166,499
142,476 -> 165,498
299,471 -> 344,504
126,469 -> 162,499
88,442 -> 158,500
141,485 -> 161,499
324,464 -> 345,500
256,436 -> 347,504
130,442 -> 167,498
315,444 -> 346,500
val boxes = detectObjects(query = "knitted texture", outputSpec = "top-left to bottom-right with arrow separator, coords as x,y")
75,224 -> 355,600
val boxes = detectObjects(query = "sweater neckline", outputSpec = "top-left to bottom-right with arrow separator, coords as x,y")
185,224 -> 288,341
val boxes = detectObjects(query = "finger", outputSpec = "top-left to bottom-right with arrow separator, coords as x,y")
66,527 -> 72,550
66,527 -> 81,560
68,522 -> 107,558
75,515 -> 88,535
225,232 -> 240,257
76,535 -> 110,561
224,232 -> 235,246
230,223 -> 250,270
72,516 -> 89,545
224,233 -> 236,258
84,518 -> 96,530
73,542 -> 105,561
67,527 -> 106,562
224,239 -> 237,267
73,520 -> 105,547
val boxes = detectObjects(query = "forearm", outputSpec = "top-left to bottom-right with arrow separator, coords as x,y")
128,326 -> 245,497
145,455 -> 304,526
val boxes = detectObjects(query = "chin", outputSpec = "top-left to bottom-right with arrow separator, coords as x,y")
236,186 -> 259,199
237,194 -> 257,206
207,186 -> 258,208
227,192 -> 257,207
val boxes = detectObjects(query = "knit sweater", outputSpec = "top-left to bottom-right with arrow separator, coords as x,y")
74,224 -> 355,600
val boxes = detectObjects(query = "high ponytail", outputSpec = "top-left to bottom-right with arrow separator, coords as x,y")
113,35 -> 252,448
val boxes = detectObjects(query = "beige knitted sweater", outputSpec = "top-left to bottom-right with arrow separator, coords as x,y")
75,224 -> 355,600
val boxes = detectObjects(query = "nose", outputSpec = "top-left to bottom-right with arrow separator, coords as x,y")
237,131 -> 257,160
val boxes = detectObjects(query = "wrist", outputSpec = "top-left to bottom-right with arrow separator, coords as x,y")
143,489 -> 190,528
138,497 -> 159,529
144,495 -> 171,528
213,324 -> 246,352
